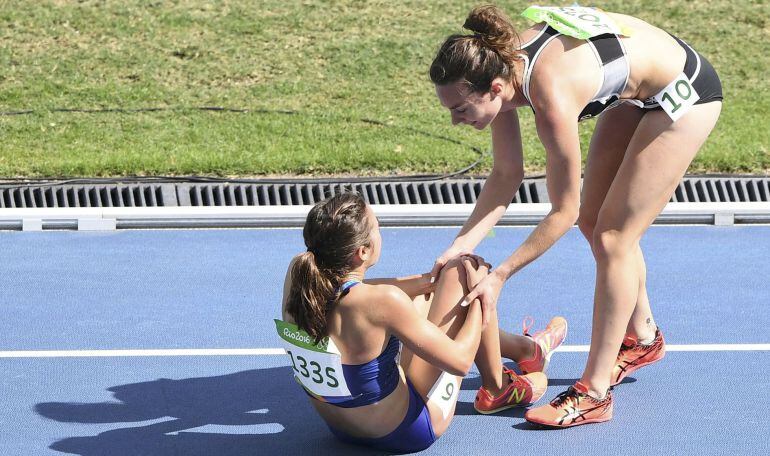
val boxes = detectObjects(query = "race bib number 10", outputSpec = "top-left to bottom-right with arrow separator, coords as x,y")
275,319 -> 352,398
653,72 -> 700,122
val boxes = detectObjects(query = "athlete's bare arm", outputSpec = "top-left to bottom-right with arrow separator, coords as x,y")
364,274 -> 434,299
367,284 -> 483,376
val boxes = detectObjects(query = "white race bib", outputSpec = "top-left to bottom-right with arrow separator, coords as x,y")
653,72 -> 700,122
275,319 -> 352,398
427,371 -> 460,419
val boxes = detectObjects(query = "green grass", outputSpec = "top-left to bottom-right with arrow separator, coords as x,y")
1,0 -> 768,178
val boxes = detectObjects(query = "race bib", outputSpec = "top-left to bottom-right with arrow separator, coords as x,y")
427,371 -> 460,419
521,5 -> 633,39
275,319 -> 352,398
653,72 -> 700,122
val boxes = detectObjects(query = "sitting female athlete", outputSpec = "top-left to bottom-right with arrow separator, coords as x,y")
279,192 -> 567,452
428,5 -> 722,427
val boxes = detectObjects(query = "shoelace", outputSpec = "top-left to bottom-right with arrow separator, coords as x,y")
504,368 -> 523,386
522,316 -> 536,337
551,387 -> 580,407
523,316 -> 559,342
552,386 -> 610,407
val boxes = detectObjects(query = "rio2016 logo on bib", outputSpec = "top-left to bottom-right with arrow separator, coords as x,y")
274,319 -> 352,398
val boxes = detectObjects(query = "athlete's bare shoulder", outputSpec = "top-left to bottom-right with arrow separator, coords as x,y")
606,12 -> 676,42
337,282 -> 410,317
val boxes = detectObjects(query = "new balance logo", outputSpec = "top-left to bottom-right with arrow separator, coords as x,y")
508,387 -> 526,404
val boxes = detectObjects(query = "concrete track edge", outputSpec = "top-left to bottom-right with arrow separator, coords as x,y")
2,202 -> 770,230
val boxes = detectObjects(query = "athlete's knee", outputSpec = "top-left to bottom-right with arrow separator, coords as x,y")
441,256 -> 465,276
436,257 -> 466,286
591,228 -> 635,262
444,256 -> 464,269
576,213 -> 597,244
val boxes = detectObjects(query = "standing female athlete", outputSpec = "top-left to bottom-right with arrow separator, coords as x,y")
279,192 -> 566,452
428,4 -> 722,427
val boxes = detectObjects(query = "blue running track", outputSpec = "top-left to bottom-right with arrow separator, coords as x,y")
2,226 -> 768,455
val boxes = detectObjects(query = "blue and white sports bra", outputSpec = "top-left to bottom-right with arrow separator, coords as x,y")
306,280 -> 402,408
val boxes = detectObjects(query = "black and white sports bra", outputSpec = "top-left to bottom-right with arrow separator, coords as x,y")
520,25 -> 630,121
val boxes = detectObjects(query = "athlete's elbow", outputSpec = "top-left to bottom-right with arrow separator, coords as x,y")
441,354 -> 471,377
490,166 -> 524,186
551,205 -> 579,227
453,349 -> 476,376
564,208 -> 579,226
447,360 -> 472,377
459,358 -> 474,376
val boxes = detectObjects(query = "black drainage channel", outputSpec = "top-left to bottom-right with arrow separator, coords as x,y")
1,176 -> 769,209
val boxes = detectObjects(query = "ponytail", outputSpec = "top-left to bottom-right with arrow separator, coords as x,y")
430,4 -> 525,92
286,251 -> 336,344
285,192 -> 371,344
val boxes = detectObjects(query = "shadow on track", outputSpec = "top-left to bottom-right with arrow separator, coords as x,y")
35,367 -> 386,456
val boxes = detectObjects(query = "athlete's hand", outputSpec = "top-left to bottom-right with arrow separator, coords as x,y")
430,245 -> 473,282
462,269 -> 505,327
421,271 -> 438,300
460,254 -> 491,289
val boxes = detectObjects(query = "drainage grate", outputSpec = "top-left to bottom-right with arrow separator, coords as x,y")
671,177 -> 770,203
0,177 -> 768,208
0,184 -> 176,208
177,180 -> 546,206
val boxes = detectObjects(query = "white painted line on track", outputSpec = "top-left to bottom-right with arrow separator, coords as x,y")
556,344 -> 770,352
2,344 -> 769,358
0,348 -> 285,358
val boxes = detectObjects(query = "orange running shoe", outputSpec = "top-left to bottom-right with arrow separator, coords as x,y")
524,381 -> 613,428
611,328 -> 666,386
474,367 -> 547,414
518,316 -> 568,374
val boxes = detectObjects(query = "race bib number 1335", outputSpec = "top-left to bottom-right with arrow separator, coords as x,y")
274,319 -> 352,398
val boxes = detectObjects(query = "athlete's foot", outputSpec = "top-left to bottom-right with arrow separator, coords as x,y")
611,327 -> 666,386
518,316 -> 568,374
474,367 -> 547,414
479,366 -> 514,398
524,381 -> 613,428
